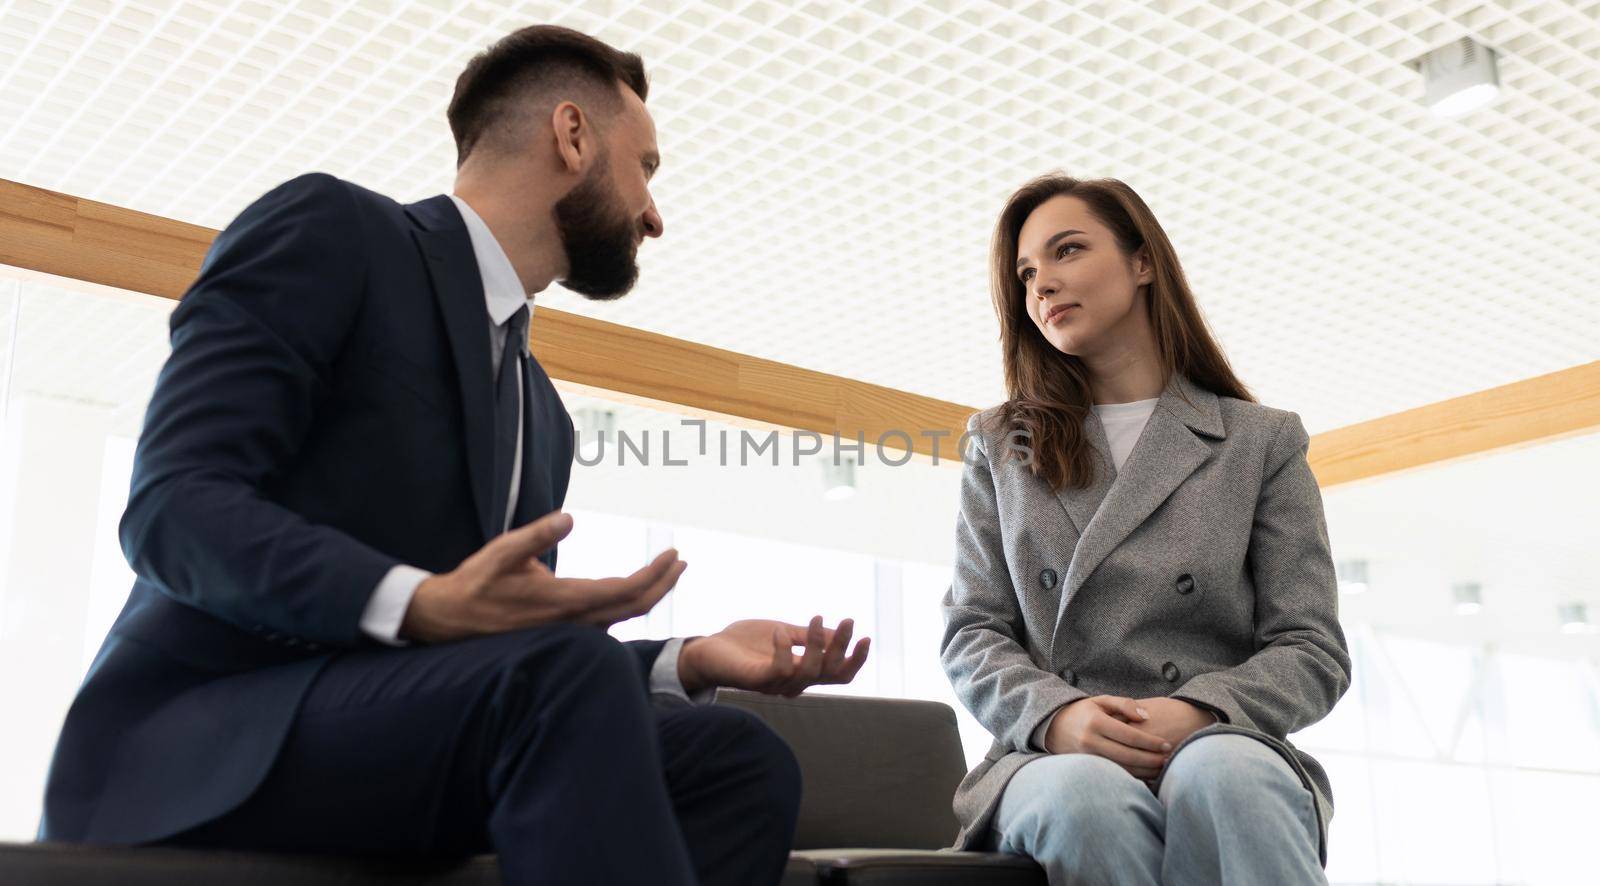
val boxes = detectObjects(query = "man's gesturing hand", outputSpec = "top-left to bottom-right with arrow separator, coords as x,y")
677,616 -> 870,697
1043,695 -> 1174,781
400,511 -> 686,643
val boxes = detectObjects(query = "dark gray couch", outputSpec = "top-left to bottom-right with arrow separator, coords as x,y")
3,690 -> 1044,885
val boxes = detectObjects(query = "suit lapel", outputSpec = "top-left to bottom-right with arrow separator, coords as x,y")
1051,374 -> 1226,638
407,194 -> 497,543
515,351 -> 554,525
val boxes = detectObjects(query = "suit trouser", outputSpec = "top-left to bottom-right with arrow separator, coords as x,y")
160,623 -> 802,886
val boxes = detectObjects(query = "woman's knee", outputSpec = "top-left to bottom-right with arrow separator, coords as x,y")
1160,734 -> 1298,810
999,753 -> 1154,838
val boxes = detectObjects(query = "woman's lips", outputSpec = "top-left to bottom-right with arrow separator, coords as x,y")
1046,304 -> 1081,324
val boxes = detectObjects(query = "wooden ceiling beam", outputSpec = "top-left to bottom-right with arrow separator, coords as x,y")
5,177 -> 1595,479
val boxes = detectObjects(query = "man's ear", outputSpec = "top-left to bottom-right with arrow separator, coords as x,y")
550,100 -> 591,175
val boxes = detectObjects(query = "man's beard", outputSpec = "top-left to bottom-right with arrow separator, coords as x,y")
553,160 -> 640,301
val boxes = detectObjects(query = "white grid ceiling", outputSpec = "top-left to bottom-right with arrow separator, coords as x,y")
0,0 -> 1598,432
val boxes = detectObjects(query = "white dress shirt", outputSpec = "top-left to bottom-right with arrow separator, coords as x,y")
358,194 -> 705,704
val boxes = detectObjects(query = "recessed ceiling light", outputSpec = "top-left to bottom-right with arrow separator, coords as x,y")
1336,559 -> 1369,595
1557,602 -> 1594,635
1410,37 -> 1501,117
821,454 -> 856,501
571,407 -> 616,460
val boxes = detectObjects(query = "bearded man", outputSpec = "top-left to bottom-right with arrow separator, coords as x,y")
40,24 -> 868,886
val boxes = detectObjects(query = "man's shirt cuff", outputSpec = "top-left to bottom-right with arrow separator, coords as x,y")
650,637 -> 716,705
360,564 -> 430,645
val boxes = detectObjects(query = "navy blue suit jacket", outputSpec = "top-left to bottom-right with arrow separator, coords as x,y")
40,173 -> 666,844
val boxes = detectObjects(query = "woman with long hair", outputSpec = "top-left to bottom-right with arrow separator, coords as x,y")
941,174 -> 1351,884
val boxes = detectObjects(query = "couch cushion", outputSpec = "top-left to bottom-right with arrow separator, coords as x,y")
717,691 -> 967,850
795,848 -> 1046,886
783,854 -> 820,885
1,842 -> 500,884
2,842 -> 822,885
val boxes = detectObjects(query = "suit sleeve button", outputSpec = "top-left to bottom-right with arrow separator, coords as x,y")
1161,662 -> 1181,682
1176,574 -> 1195,595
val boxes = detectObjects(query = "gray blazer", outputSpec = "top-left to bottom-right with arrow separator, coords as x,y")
940,373 -> 1351,862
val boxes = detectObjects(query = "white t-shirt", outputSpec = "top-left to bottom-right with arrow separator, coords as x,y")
1092,397 -> 1159,471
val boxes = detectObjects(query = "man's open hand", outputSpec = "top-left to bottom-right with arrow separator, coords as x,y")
400,511 -> 686,643
677,616 -> 870,697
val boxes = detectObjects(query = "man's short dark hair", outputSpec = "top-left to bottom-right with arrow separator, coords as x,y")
448,25 -> 648,168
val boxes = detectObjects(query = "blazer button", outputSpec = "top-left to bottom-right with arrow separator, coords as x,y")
1040,568 -> 1058,590
1161,661 -> 1181,683
1176,574 -> 1195,595
1062,669 -> 1078,687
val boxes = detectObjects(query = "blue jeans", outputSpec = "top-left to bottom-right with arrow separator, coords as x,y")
990,734 -> 1325,886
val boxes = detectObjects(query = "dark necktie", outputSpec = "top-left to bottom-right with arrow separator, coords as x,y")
491,304 -> 529,534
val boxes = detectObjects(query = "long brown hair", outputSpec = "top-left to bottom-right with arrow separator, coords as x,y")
989,174 -> 1253,491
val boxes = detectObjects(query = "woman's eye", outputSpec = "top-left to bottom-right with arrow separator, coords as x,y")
1056,243 -> 1081,259
1019,268 -> 1034,283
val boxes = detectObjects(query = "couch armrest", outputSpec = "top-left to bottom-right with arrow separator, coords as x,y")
716,690 -> 967,851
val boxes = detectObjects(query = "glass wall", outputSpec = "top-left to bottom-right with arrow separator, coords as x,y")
0,265 -> 1595,885
1293,629 -> 1600,884
1306,434 -> 1600,885
0,272 -> 172,840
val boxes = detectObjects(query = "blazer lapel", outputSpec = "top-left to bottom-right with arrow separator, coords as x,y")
1054,411 -> 1116,537
1052,374 -> 1226,635
407,194 -> 497,543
